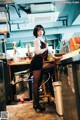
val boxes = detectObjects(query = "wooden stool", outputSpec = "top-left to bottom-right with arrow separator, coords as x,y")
39,72 -> 53,104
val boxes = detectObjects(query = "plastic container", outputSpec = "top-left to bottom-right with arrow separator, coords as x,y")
52,81 -> 63,116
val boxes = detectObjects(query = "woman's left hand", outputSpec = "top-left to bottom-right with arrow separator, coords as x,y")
58,56 -> 63,60
55,56 -> 63,60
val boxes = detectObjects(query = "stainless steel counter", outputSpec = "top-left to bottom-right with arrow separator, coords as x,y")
60,52 -> 80,120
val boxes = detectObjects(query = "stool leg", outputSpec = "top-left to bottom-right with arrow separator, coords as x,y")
48,77 -> 54,97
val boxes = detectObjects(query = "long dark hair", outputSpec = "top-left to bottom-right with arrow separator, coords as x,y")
33,24 -> 45,38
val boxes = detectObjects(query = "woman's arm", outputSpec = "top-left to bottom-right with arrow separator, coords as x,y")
48,50 -> 63,60
34,38 -> 48,55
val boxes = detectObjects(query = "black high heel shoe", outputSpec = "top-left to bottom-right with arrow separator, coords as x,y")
33,104 -> 45,112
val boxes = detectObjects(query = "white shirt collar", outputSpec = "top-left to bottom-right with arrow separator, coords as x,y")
38,37 -> 44,42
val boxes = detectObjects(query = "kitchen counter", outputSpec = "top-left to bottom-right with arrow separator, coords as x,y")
59,49 -> 80,120
61,49 -> 80,64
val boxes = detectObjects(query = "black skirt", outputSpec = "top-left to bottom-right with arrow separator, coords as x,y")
30,55 -> 43,72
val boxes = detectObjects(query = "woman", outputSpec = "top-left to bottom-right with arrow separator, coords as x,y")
30,24 -> 62,112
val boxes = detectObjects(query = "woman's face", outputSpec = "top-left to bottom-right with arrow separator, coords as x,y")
37,29 -> 44,37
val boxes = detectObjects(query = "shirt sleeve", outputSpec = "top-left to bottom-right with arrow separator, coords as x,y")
34,38 -> 47,55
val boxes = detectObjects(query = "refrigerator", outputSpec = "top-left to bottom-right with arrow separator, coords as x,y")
0,60 -> 6,111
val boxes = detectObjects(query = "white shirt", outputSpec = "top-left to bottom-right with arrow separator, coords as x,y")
34,36 -> 54,59
34,37 -> 47,55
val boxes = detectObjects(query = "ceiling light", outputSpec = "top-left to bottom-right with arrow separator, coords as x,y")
28,12 -> 59,23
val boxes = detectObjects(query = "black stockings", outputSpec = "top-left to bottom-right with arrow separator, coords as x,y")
32,63 -> 54,106
33,70 -> 42,106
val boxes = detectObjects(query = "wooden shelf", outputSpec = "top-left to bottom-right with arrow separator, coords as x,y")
0,18 -> 7,21
0,10 -> 9,32
0,30 -> 8,34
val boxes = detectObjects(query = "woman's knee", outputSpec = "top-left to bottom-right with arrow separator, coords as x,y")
43,63 -> 54,69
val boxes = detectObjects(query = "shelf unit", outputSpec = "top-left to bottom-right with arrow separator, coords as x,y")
0,7 -> 9,56
0,7 -> 9,34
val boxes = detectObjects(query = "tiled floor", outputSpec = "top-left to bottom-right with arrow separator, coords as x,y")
7,100 -> 62,120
